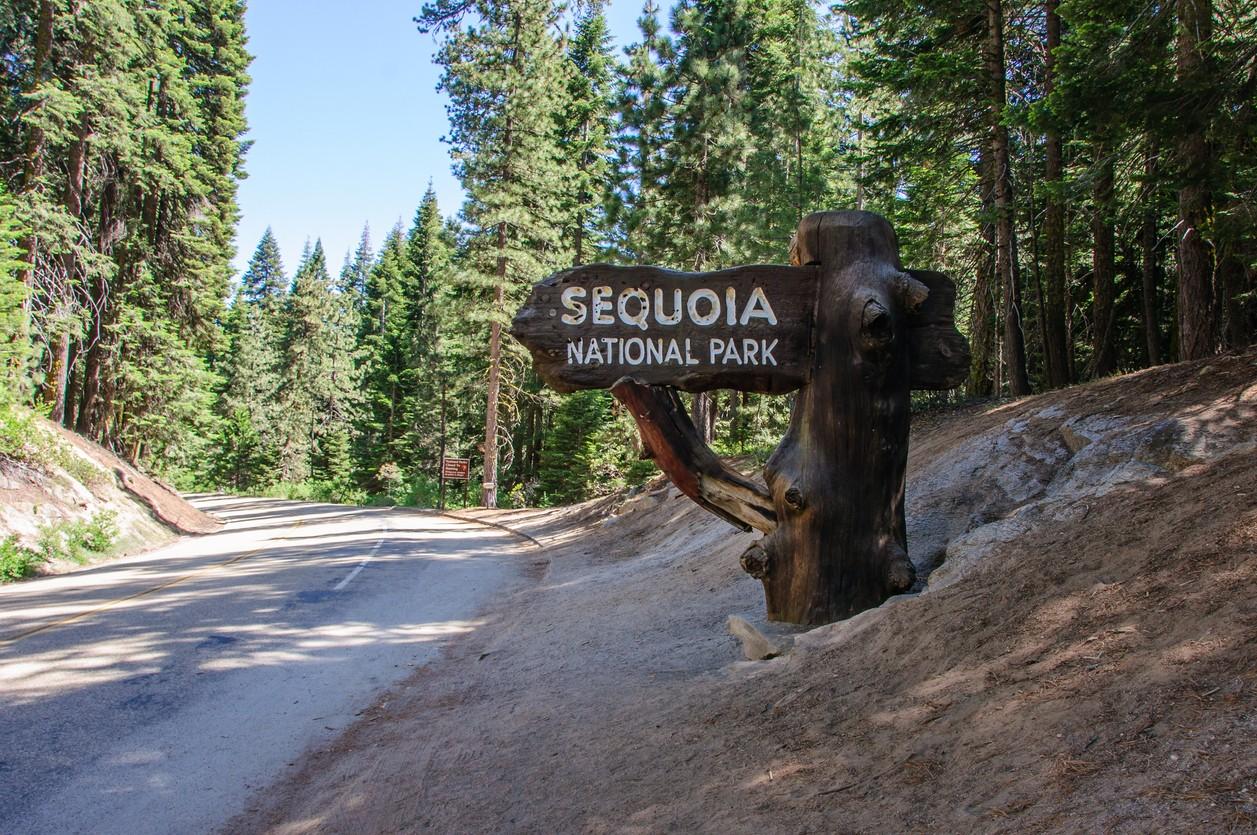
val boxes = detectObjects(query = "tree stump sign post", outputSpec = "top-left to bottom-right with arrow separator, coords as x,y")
512,211 -> 970,625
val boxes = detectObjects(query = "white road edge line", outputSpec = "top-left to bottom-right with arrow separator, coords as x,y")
333,516 -> 390,591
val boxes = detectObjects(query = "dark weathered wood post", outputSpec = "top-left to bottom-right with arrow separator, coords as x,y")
752,212 -> 934,622
513,210 -> 968,625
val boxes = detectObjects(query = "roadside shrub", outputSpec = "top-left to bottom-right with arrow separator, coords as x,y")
263,480 -> 366,506
0,536 -> 44,582
77,510 -> 118,552
34,510 -> 119,565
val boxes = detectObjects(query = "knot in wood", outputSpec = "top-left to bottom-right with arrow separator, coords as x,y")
740,542 -> 771,580
860,299 -> 894,349
783,486 -> 805,511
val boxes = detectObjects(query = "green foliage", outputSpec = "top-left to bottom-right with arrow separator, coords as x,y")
275,241 -> 362,483
34,510 -> 118,565
0,184 -> 30,404
0,403 -> 104,485
537,391 -> 656,505
261,480 -> 368,506
3,0 -> 250,464
0,536 -> 45,583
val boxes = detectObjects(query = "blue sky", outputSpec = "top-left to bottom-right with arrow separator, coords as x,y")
233,0 -> 648,280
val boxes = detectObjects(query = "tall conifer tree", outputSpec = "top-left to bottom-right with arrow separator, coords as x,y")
419,0 -> 571,507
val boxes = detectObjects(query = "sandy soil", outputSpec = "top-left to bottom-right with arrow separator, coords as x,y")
228,348 -> 1257,834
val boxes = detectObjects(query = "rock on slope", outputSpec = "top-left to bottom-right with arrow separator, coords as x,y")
0,416 -> 219,573
229,348 -> 1257,835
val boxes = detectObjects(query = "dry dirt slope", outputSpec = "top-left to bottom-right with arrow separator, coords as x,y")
0,416 -> 219,572
233,348 -> 1257,834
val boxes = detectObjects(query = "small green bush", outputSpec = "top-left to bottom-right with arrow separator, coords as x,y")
78,510 -> 118,552
34,510 -> 119,565
0,536 -> 44,582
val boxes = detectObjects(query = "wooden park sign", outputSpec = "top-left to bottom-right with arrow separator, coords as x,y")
441,457 -> 471,480
512,211 -> 970,625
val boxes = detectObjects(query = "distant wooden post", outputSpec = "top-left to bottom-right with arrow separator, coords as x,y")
512,211 -> 969,625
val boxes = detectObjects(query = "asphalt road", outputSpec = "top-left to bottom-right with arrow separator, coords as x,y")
0,496 -> 528,835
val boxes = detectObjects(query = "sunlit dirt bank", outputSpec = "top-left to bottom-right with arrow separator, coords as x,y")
229,347 -> 1257,834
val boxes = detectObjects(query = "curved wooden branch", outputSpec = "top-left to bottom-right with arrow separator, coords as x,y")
611,378 -> 777,534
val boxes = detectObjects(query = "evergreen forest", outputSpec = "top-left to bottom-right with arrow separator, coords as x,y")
1,0 -> 1254,508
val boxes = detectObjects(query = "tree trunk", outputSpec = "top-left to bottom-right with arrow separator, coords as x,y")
1175,0 -> 1215,360
482,225 -> 507,508
1042,0 -> 1070,387
610,212 -> 956,624
968,146 -> 998,397
1218,252 -> 1249,349
1091,145 -> 1117,377
1140,140 -> 1163,365
16,0 -> 54,290
40,116 -> 92,419
758,213 -> 922,622
986,0 -> 1029,395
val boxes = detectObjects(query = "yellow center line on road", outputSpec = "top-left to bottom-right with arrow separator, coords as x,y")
0,518 -> 310,649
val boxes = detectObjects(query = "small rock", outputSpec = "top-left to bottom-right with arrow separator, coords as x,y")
727,615 -> 782,661
1059,424 -> 1092,454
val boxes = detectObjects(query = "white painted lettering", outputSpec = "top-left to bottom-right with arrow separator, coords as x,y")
566,339 -> 584,363
684,338 -> 699,365
624,337 -> 645,365
762,338 -> 778,366
708,338 -> 724,364
725,287 -> 737,325
721,340 -> 741,364
654,289 -> 683,325
646,338 -> 665,364
742,338 -> 759,365
665,339 -> 683,364
740,287 -> 777,326
560,287 -> 587,325
617,288 -> 649,331
592,286 -> 614,324
687,289 -> 720,326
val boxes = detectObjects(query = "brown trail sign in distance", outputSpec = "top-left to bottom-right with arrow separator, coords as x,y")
441,457 -> 471,480
512,211 -> 969,625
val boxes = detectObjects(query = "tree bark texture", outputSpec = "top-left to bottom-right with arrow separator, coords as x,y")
482,227 -> 507,509
1042,0 -> 1070,387
1175,0 -> 1215,360
1140,141 -> 1164,365
1091,146 -> 1117,377
968,146 -> 998,397
17,0 -> 54,290
986,0 -> 1029,396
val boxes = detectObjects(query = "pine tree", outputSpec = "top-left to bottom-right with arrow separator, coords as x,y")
397,187 -> 451,477
660,0 -> 755,271
240,229 -> 288,306
0,185 -> 30,404
420,0 -> 572,507
277,241 -> 361,483
358,225 -> 410,483
611,0 -> 673,262
561,3 -> 616,265
340,225 -> 374,315
220,229 -> 289,485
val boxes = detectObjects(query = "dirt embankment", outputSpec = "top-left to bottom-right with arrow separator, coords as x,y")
231,349 -> 1257,834
0,417 -> 219,573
